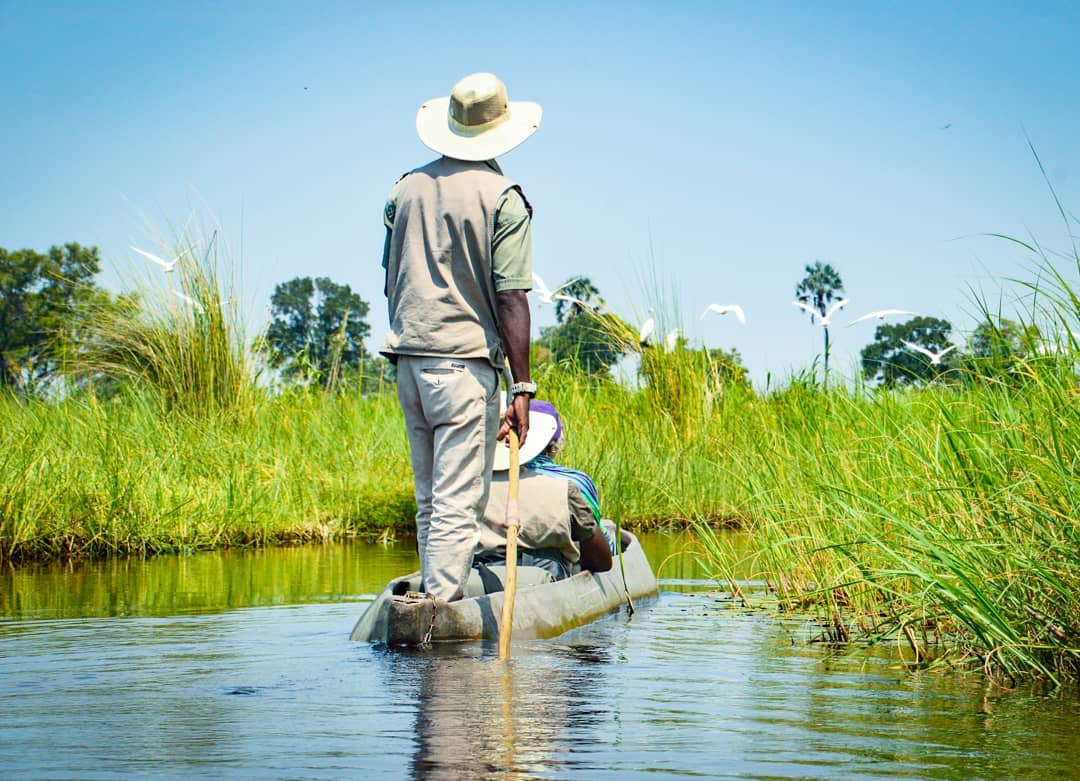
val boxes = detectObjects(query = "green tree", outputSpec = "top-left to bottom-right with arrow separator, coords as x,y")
963,317 -> 1039,381
262,276 -> 372,386
0,243 -> 113,395
536,277 -> 627,376
794,261 -> 846,384
538,310 -> 627,376
700,346 -> 750,387
861,316 -> 957,387
554,277 -> 601,324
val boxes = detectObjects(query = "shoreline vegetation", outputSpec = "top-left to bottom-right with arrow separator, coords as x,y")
2,227 -> 1078,684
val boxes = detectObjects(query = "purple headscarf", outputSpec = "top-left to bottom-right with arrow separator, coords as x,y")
529,399 -> 563,446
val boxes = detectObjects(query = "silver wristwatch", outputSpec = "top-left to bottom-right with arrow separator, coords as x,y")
509,381 -> 537,397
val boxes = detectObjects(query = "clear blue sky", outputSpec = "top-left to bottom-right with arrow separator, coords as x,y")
2,1 -> 1078,386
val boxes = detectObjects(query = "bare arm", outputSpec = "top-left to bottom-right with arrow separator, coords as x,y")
567,482 -> 612,573
578,529 -> 613,573
496,288 -> 532,445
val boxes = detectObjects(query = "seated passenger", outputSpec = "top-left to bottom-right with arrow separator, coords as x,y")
476,400 -> 614,581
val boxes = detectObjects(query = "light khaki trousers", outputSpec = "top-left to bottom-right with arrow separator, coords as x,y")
396,356 -> 500,601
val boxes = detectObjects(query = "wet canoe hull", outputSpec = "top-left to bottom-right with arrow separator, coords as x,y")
350,531 -> 658,645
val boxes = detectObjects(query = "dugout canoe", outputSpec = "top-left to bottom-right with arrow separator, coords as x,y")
350,527 -> 658,645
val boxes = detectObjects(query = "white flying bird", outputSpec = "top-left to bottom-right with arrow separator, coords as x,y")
665,328 -> 681,352
638,316 -> 656,345
847,309 -> 920,327
552,293 -> 595,313
793,298 -> 849,326
531,272 -> 576,305
700,303 -> 746,325
173,289 -> 203,313
131,245 -> 189,274
902,340 -> 956,365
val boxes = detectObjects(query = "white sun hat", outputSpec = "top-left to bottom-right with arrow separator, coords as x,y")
416,72 -> 542,162
492,399 -> 561,471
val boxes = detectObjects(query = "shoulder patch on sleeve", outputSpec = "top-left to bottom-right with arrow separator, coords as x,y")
384,171 -> 412,225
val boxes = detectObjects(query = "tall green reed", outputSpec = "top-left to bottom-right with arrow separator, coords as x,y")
70,230 -> 253,413
0,388 -> 414,562
690,244 -> 1080,682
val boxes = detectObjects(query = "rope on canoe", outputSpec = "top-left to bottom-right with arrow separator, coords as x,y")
615,518 -> 635,618
422,593 -> 437,646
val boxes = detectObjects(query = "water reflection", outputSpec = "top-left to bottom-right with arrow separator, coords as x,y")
1,540 -> 418,620
377,641 -> 613,780
0,530 -> 723,622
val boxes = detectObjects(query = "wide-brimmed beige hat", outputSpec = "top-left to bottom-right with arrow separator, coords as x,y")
416,72 -> 542,162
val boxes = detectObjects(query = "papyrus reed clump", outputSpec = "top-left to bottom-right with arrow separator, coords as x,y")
693,249 -> 1079,684
70,234 -> 254,413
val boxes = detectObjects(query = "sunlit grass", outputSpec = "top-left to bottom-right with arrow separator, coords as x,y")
0,388 -> 416,561
2,214 -> 1078,682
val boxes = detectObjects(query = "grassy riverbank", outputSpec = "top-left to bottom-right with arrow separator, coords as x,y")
690,363 -> 1079,683
0,389 -> 417,560
3,233 -> 1078,683
4,340 -> 1077,679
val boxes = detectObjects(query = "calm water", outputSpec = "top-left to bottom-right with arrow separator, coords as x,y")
2,533 -> 1077,780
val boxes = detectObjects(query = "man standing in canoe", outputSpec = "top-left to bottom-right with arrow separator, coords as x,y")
380,73 -> 540,602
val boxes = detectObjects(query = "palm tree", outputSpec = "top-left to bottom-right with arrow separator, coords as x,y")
795,261 -> 845,384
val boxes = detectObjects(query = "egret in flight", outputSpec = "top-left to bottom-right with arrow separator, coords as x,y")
793,298 -> 849,326
847,309 -> 919,327
700,303 -> 746,325
902,341 -> 956,365
131,246 -> 189,274
531,272 -> 576,305
173,289 -> 203,313
553,293 -> 594,313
